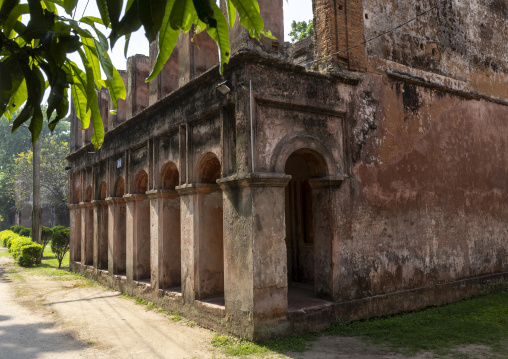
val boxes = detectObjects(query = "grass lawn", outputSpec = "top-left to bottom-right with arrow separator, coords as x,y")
212,291 -> 508,358
1,240 -> 78,280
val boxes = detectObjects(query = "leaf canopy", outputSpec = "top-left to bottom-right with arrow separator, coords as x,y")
0,0 -> 273,148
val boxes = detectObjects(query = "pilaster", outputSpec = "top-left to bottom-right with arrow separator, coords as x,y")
217,173 -> 291,339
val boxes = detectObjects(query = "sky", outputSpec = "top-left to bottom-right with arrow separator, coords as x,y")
69,0 -> 314,70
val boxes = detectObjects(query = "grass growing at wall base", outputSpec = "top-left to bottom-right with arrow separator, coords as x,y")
212,290 -> 508,358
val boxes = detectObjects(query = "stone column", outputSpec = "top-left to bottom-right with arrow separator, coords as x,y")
175,185 -> 197,303
147,189 -> 181,291
125,194 -> 151,282
68,204 -> 78,263
79,202 -> 87,266
217,173 -> 290,340
92,200 -> 108,271
308,176 -> 345,300
107,197 -> 127,276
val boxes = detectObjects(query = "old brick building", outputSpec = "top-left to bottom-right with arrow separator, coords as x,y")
68,0 -> 508,340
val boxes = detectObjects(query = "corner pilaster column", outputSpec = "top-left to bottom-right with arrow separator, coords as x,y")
106,197 -> 127,276
124,194 -> 151,282
217,173 -> 290,340
308,176 -> 345,300
147,190 -> 181,291
68,204 -> 78,263
175,185 -> 197,302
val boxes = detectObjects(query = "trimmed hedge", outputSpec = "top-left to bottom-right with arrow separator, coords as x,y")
9,226 -> 27,234
18,243 -> 43,266
0,230 -> 17,249
18,228 -> 31,237
10,236 -> 33,259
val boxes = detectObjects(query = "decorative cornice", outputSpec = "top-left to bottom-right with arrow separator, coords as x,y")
217,173 -> 291,190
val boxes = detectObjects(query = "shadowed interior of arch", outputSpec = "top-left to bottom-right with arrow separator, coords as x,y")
97,181 -> 108,270
285,149 -> 332,311
84,186 -> 93,266
195,153 -> 225,304
160,162 -> 182,291
112,177 -> 126,275
133,170 -> 151,281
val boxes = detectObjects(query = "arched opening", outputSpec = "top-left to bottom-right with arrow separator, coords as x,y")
84,185 -> 93,266
195,152 -> 224,302
99,182 -> 107,200
133,170 -> 150,281
284,149 -> 331,308
115,178 -> 125,197
159,162 -> 181,290
113,177 -> 127,275
97,181 -> 108,270
73,187 -> 81,262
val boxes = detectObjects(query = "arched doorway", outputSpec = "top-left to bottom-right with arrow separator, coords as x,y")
73,188 -> 81,262
195,152 -> 224,301
284,149 -> 329,303
160,162 -> 181,289
84,185 -> 93,266
112,177 -> 127,275
97,181 -> 108,270
132,170 -> 150,281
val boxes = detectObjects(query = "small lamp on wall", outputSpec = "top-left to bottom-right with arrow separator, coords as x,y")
216,80 -> 234,95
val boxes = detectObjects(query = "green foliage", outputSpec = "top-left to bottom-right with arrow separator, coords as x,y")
18,227 -> 30,237
51,227 -> 69,268
0,229 -> 17,248
40,226 -> 52,254
12,133 -> 69,212
1,0 -> 271,148
8,225 -> 25,234
9,235 -> 33,259
289,19 -> 314,42
18,242 -> 42,266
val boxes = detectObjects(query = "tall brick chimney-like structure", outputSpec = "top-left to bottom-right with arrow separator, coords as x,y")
313,0 -> 367,72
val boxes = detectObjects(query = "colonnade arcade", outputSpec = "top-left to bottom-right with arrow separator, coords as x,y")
69,145 -> 343,316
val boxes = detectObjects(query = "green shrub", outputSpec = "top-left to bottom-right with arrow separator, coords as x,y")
51,225 -> 67,232
18,228 -> 31,237
9,226 -> 26,234
10,236 -> 34,259
51,228 -> 70,268
40,226 -> 53,256
0,230 -> 18,248
18,243 -> 42,266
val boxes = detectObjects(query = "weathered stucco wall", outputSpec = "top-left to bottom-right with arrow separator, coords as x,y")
343,70 -> 508,302
362,0 -> 508,99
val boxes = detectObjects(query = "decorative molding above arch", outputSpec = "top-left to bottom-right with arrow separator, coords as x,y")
270,132 -> 339,175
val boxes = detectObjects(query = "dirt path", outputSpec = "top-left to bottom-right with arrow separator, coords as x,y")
0,250 -> 218,359
0,248 -> 493,359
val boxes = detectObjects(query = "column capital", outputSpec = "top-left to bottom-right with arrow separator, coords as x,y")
217,173 -> 291,190
146,189 -> 179,200
308,175 -> 348,188
123,193 -> 147,202
68,203 -> 78,210
105,196 -> 126,205
176,183 -> 220,195
78,201 -> 93,209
